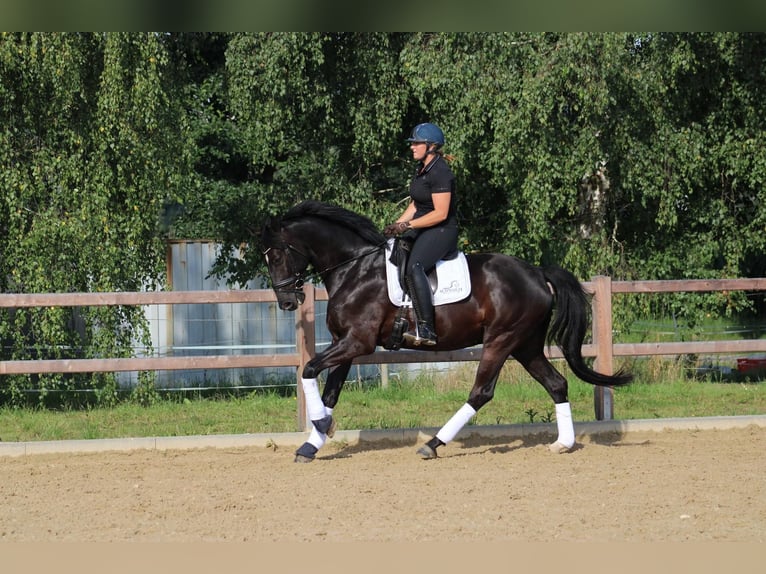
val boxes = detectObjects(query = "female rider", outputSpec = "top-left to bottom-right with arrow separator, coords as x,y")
384,122 -> 458,346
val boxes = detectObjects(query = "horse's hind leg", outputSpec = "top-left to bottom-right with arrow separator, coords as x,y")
516,351 -> 575,453
417,346 -> 508,459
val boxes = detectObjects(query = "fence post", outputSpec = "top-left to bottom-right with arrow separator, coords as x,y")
591,275 -> 614,420
295,283 -> 316,431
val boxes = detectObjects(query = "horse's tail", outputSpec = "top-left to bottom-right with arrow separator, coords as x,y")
543,265 -> 633,387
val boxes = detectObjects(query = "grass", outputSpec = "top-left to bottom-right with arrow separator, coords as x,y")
1,357 -> 764,443
0,393 -> 298,442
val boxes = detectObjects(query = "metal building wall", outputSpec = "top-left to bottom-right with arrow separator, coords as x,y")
119,241 -> 299,391
119,241 -> 398,392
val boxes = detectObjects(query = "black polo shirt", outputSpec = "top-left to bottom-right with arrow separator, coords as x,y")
409,155 -> 457,227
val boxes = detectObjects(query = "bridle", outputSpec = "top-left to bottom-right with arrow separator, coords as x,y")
263,243 -> 310,304
263,240 -> 386,304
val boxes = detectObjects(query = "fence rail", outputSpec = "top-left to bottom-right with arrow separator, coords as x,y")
1,277 -> 764,430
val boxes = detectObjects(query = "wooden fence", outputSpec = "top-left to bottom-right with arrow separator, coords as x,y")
1,277 -> 764,430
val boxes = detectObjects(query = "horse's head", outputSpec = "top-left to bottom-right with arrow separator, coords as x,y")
261,201 -> 386,310
261,216 -> 309,311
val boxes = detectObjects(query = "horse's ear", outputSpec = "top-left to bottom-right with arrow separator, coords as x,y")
259,216 -> 281,249
259,216 -> 278,238
265,215 -> 281,232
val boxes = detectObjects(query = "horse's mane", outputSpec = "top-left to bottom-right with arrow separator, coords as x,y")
282,200 -> 385,246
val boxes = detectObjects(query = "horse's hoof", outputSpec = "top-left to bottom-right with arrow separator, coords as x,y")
294,442 -> 318,462
417,444 -> 438,459
312,415 -> 335,437
548,441 -> 572,454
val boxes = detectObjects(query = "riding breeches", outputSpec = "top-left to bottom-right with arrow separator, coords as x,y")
405,225 -> 459,276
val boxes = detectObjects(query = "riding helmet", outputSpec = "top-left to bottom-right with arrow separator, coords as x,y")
406,123 -> 445,147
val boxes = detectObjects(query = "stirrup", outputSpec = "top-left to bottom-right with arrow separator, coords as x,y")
403,323 -> 437,346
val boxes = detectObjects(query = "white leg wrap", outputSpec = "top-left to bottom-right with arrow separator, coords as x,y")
301,378 -> 326,421
307,426 -> 327,449
555,402 -> 575,448
435,403 -> 477,444
306,407 -> 333,450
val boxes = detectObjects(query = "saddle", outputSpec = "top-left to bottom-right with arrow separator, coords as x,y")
385,237 -> 470,307
383,237 -> 470,350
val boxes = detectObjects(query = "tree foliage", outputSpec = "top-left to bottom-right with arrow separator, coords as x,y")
181,33 -> 765,290
1,33 -> 764,405
0,33 -> 191,405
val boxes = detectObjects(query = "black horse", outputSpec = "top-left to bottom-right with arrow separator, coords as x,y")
262,200 -> 632,462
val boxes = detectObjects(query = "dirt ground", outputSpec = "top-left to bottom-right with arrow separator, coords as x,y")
1,425 -> 764,542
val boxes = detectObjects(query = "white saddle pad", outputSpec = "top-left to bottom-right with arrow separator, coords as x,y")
385,240 -> 471,306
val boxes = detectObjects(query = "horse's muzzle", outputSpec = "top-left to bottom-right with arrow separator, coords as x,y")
277,289 -> 305,311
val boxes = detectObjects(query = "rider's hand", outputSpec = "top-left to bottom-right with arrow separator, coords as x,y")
383,221 -> 410,237
383,223 -> 399,237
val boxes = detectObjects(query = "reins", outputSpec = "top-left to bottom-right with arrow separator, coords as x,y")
265,241 -> 386,298
314,242 -> 386,277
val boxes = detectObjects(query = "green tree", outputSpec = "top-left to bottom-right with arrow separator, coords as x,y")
0,32 -> 191,405
181,33 -> 412,285
2,33 -> 763,408
396,32 -> 765,321
194,32 -> 764,316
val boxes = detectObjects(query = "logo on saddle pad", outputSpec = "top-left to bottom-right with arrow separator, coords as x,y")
385,242 -> 471,306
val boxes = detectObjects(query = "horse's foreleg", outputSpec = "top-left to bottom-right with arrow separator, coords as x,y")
302,376 -> 336,433
320,362 -> 352,409
294,377 -> 338,463
295,359 -> 353,463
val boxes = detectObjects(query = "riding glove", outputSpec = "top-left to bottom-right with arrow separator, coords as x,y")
383,221 -> 410,237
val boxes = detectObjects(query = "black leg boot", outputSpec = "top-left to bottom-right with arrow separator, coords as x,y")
403,263 -> 437,346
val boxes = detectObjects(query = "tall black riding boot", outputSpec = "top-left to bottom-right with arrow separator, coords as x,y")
403,263 -> 437,346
